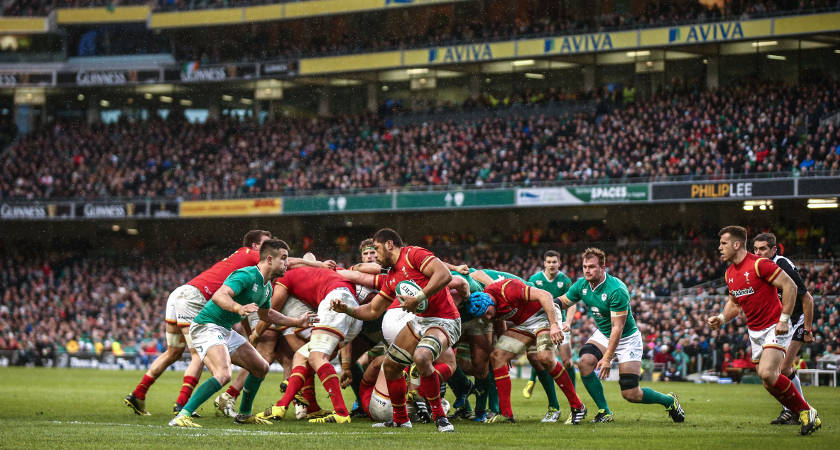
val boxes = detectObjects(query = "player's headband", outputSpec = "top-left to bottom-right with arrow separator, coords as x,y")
361,245 -> 375,252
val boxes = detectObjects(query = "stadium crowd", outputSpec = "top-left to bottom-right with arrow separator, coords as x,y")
5,1 -> 840,62
2,80 -> 839,200
1,233 -> 838,378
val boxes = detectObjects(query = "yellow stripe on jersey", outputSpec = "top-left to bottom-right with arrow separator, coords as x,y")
378,290 -> 394,301
767,267 -> 782,283
500,280 -> 513,302
404,248 -> 416,270
418,255 -> 434,273
754,258 -> 767,277
524,286 -> 531,301
610,310 -> 628,317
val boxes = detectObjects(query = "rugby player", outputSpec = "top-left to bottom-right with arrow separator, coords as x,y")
524,250 -> 576,423
169,239 -> 312,427
125,230 -> 272,416
331,228 -> 460,432
255,266 -> 366,424
557,248 -> 685,424
479,279 -> 585,424
708,226 -> 819,435
753,232 -> 815,425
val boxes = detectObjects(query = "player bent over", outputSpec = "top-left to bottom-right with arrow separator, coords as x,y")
525,250 -> 577,424
708,226 -> 819,435
557,248 -> 685,424
255,267 -> 366,424
332,228 -> 460,432
479,281 -> 585,424
169,240 -> 311,427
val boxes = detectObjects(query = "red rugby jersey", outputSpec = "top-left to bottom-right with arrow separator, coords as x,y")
379,246 -> 459,319
725,252 -> 783,331
275,267 -> 355,309
484,279 -> 543,326
188,247 -> 260,300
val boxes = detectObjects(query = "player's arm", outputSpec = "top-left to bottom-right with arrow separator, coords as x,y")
562,304 -> 577,333
469,270 -> 494,287
211,284 -> 257,315
802,291 -> 815,342
442,261 -> 469,275
448,275 -> 470,306
556,294 -> 575,310
400,257 -> 453,312
253,282 -> 291,341
287,257 -> 336,271
596,311 -> 627,380
332,293 -> 390,321
769,269 -> 797,334
339,345 -> 353,387
337,269 -> 377,288
707,295 -> 741,329
528,287 -> 563,344
257,306 -> 314,329
349,262 -> 382,274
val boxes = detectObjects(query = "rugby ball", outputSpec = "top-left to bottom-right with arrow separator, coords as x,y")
396,280 -> 428,313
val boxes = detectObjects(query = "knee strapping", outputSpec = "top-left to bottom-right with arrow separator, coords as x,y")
579,343 -> 603,361
535,333 -> 555,352
308,332 -> 341,355
619,373 -> 640,390
416,335 -> 443,361
386,343 -> 413,367
495,335 -> 527,355
166,332 -> 186,348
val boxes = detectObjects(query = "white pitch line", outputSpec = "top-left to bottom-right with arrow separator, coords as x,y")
45,421 -> 397,436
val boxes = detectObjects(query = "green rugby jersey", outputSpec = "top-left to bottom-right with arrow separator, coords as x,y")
565,273 -> 638,338
194,265 -> 272,330
470,268 -> 527,289
452,270 -> 485,294
529,270 -> 573,321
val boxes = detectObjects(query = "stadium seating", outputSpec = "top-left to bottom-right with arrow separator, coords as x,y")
2,80 -> 838,200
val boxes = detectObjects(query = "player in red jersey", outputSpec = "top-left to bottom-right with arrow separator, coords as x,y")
478,279 -> 585,424
332,228 -> 460,432
707,226 -> 821,435
124,230 -> 330,417
255,266 -> 365,424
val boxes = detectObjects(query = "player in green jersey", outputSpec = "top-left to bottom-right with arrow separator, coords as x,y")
169,239 -> 314,427
523,250 -> 576,423
557,248 -> 685,424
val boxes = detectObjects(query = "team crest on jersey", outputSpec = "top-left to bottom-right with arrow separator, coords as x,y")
582,289 -> 588,295
401,266 -> 408,277
743,271 -> 750,283
536,280 -> 543,286
601,294 -> 607,301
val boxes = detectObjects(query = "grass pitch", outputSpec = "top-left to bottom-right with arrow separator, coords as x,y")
0,367 -> 836,448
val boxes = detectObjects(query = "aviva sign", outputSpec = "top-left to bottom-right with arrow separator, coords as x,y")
544,33 -> 614,54
428,43 -> 494,63
668,21 -> 744,43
